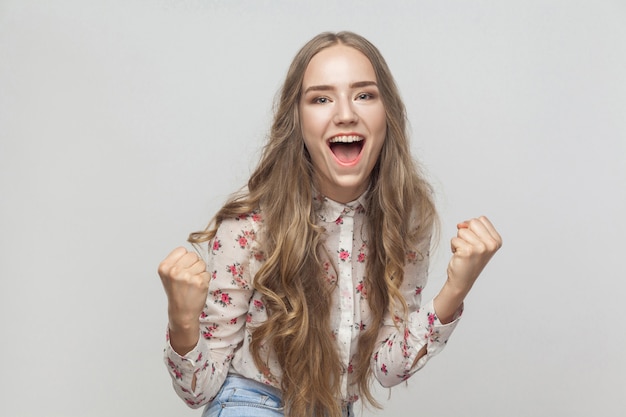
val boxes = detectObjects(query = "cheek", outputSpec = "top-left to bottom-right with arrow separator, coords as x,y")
300,108 -> 324,136
373,109 -> 387,135
369,114 -> 387,158
302,135 -> 324,165
361,105 -> 387,135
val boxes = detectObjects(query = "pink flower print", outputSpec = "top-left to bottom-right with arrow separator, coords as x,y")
357,242 -> 367,263
335,216 -> 344,225
380,363 -> 388,375
355,280 -> 367,298
415,286 -> 423,295
402,344 -> 410,359
427,312 -> 436,326
184,396 -> 206,407
246,313 -> 252,323
338,249 -> 350,261
200,311 -> 208,319
196,352 -> 203,362
212,238 -> 222,253
232,274 -> 249,290
406,250 -> 417,264
237,213 -> 249,221
253,250 -> 265,261
212,289 -> 232,307
253,299 -> 265,311
237,235 -> 248,249
401,330 -> 411,358
227,263 -> 244,279
323,261 -> 330,271
347,362 -> 354,374
347,394 -> 360,403
167,358 -> 183,380
251,212 -> 262,223
425,326 -> 440,343
358,321 -> 366,331
211,271 -> 217,280
229,317 -> 238,325
202,323 -> 218,339
399,370 -> 412,381
202,329 -> 213,340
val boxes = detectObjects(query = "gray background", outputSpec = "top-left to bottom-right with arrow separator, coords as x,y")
1,0 -> 625,416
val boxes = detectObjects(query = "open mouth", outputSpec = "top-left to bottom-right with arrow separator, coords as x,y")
328,135 -> 364,164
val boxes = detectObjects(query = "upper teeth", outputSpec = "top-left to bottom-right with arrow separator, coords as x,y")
329,135 -> 363,143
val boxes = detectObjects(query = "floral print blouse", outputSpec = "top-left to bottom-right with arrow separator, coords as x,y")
164,192 -> 461,408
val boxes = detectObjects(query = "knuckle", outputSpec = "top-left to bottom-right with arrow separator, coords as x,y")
199,279 -> 210,291
190,276 -> 208,292
474,242 -> 487,254
168,264 -> 186,280
158,262 -> 174,279
487,237 -> 502,252
157,262 -> 168,276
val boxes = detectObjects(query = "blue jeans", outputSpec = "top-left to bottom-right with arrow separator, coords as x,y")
202,374 -> 354,417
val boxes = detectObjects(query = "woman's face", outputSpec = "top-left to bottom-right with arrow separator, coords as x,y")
299,44 -> 386,203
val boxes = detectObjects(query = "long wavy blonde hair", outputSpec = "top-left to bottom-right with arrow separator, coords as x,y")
189,31 -> 437,417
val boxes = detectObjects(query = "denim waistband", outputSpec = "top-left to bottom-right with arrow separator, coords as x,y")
221,373 -> 283,399
215,374 -> 354,417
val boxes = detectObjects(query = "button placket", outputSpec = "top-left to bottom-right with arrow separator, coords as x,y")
336,209 -> 355,398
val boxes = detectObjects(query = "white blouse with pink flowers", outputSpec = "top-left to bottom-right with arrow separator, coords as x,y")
164,192 -> 461,408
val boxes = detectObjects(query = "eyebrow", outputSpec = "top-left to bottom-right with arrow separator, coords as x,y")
303,81 -> 378,94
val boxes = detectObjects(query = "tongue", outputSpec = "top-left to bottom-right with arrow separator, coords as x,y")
331,142 -> 361,163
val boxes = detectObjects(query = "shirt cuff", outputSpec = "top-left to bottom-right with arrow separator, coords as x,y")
163,329 -> 210,392
409,299 -> 462,370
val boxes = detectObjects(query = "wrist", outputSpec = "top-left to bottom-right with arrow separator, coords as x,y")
434,281 -> 468,324
168,323 -> 200,356
167,306 -> 201,330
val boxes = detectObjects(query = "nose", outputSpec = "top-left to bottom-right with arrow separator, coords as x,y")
333,97 -> 358,125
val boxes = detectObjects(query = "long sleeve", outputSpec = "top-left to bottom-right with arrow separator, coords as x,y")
371,233 -> 462,387
163,215 -> 260,408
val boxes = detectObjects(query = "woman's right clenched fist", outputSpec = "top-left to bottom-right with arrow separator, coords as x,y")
158,247 -> 210,338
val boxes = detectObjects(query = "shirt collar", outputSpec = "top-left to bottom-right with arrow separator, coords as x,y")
313,189 -> 368,223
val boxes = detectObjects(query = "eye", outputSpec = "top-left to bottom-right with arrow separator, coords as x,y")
356,92 -> 374,100
313,97 -> 330,104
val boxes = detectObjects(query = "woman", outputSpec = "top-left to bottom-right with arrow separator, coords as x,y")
158,31 -> 502,417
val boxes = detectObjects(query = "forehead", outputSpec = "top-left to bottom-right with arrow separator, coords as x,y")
302,44 -> 377,86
